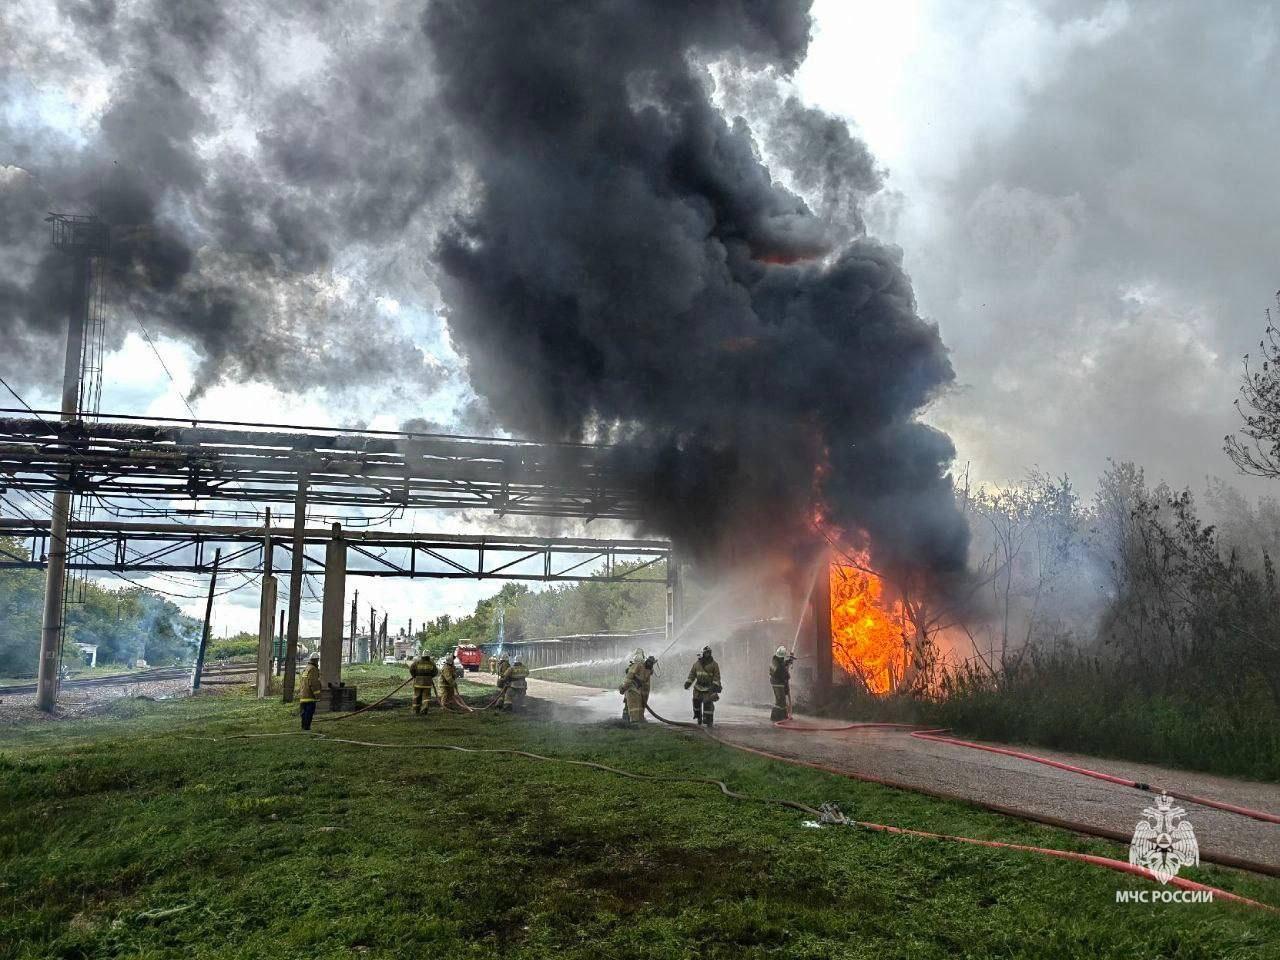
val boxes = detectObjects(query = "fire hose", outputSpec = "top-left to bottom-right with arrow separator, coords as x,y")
642,703 -> 1278,910
313,678 -> 499,722
907,729 -> 1280,826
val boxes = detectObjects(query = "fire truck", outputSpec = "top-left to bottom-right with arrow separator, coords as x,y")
454,642 -> 483,672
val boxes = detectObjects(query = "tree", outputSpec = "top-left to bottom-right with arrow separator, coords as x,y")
1225,293 -> 1280,477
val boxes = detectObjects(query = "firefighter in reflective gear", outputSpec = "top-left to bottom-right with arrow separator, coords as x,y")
499,658 -> 529,711
684,645 -> 721,727
769,645 -> 795,721
409,653 -> 438,715
486,655 -> 497,674
438,656 -> 471,711
641,656 -> 657,714
495,655 -> 511,681
618,648 -> 653,724
299,655 -> 322,730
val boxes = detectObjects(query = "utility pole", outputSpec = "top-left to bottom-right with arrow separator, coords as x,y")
255,508 -> 276,698
370,606 -> 376,661
191,549 -> 221,692
282,469 -> 309,702
275,609 -> 285,676
35,214 -> 108,712
350,589 -> 358,663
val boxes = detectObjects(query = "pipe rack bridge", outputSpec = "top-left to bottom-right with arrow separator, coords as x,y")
0,412 -> 644,520
0,518 -> 670,582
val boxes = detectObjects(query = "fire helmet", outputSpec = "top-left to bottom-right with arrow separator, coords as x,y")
700,645 -> 713,659
775,646 -> 788,658
631,648 -> 645,664
309,654 -> 319,664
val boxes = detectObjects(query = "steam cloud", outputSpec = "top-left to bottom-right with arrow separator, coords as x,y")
2,0 -> 968,572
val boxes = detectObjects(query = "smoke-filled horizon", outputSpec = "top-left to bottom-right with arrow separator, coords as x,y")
1,0 -> 968,574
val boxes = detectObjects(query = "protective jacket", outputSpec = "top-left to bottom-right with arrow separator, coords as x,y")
619,660 -> 652,695
496,657 -> 511,679
769,655 -> 791,690
501,663 -> 529,690
440,659 -> 458,688
410,656 -> 438,689
686,656 -> 721,695
299,664 -> 323,703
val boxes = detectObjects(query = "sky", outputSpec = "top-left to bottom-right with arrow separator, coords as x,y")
2,0 -> 1278,634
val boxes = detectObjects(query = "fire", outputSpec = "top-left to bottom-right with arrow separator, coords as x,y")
829,559 -> 907,695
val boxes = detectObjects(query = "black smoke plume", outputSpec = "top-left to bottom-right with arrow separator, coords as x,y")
3,0 -> 967,573
424,0 -> 967,572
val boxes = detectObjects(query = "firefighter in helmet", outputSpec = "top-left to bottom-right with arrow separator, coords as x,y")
498,657 -> 529,711
408,652 -> 438,715
299,654 -> 323,730
769,645 -> 796,721
496,653 -> 511,681
618,648 -> 654,724
684,645 -> 721,727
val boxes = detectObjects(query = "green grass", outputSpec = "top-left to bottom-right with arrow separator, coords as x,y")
1,665 -> 1277,959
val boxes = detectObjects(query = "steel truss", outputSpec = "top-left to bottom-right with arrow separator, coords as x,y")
0,412 -> 644,520
0,519 -> 669,583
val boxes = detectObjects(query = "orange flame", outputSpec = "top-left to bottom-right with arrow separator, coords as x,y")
830,559 -> 907,695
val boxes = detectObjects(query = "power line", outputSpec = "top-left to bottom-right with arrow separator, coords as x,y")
0,374 -> 57,431
127,303 -> 197,421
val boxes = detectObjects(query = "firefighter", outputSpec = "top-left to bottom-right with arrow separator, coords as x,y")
409,652 -> 438,715
438,654 -> 467,711
641,655 -> 657,715
498,657 -> 529,711
618,648 -> 652,724
684,645 -> 721,727
496,654 -> 511,681
299,654 -> 323,730
769,645 -> 795,721
486,655 -> 497,674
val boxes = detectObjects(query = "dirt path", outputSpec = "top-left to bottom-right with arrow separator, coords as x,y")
473,671 -> 1280,873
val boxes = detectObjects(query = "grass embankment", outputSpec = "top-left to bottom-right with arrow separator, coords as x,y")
1,665 -> 1277,959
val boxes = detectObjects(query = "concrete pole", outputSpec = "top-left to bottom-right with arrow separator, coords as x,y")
349,589 -> 358,663
370,606 -> 376,661
281,469 -> 309,702
35,256 -> 89,712
191,549 -> 221,691
319,522 -> 346,687
275,609 -> 285,675
255,508 -> 275,698
810,551 -> 833,706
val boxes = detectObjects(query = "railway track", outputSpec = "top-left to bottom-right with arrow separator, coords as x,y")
0,662 -> 263,698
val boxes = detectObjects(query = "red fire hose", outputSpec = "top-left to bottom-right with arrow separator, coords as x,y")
908,729 -> 1280,826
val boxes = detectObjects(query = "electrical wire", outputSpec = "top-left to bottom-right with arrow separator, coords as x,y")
126,303 -> 197,421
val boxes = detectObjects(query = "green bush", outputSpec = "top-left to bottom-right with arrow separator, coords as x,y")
206,638 -> 259,661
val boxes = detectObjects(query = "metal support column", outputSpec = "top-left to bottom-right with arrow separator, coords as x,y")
319,522 -> 346,688
281,470 -> 309,702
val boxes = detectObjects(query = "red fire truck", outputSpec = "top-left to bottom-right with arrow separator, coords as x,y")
454,642 -> 484,672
